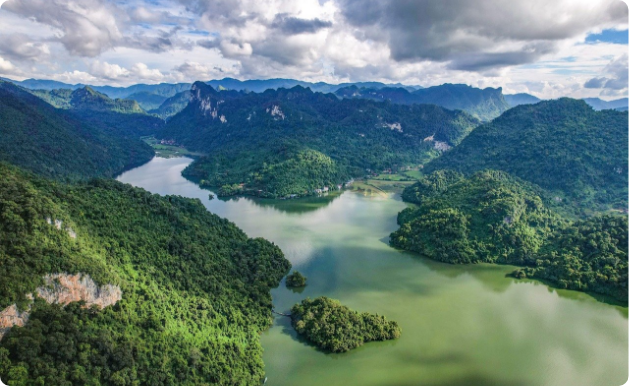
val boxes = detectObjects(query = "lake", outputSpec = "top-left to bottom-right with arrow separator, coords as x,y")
118,156 -> 627,386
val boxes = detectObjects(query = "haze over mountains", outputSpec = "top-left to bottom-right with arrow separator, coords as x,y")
335,83 -> 510,121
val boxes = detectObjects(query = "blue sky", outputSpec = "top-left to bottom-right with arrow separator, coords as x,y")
585,29 -> 628,44
0,0 -> 626,99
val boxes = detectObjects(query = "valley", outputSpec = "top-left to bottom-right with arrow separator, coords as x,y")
116,156 -> 627,386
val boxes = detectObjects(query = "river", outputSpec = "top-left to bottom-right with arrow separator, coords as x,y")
118,156 -> 627,386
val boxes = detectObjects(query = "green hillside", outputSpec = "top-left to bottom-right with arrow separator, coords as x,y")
149,90 -> 192,119
391,170 -> 627,301
32,86 -> 165,138
424,98 -> 628,212
161,82 -> 479,198
392,170 -> 564,265
0,81 -> 153,180
0,162 -> 291,385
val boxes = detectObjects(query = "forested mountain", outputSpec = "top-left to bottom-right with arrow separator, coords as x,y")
149,90 -> 192,119
0,81 -> 153,180
126,91 -> 170,111
1,77 -> 191,100
0,77 -> 83,91
207,77 -> 420,93
159,82 -> 479,197
3,77 -> 419,102
32,86 -> 165,137
504,93 -> 541,107
582,97 -> 628,111
335,83 -> 510,121
0,162 -> 291,385
425,98 -> 628,212
391,170 -> 627,301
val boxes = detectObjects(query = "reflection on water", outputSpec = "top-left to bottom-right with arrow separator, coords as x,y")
118,156 -> 628,386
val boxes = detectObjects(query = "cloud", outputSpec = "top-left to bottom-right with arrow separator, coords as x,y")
3,0 -> 123,57
89,61 -> 131,80
584,77 -> 607,88
0,33 -> 50,61
130,63 -> 164,81
0,56 -> 16,72
447,42 -> 556,71
271,14 -> 332,34
584,54 -> 628,94
174,61 -> 229,80
337,0 -> 626,70
126,27 -> 194,53
0,0 -> 627,99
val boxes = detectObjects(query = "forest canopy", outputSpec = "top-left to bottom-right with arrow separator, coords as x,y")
0,162 -> 291,385
290,297 -> 401,353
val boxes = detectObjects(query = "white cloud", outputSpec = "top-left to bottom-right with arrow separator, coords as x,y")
89,61 -> 131,80
0,56 -> 16,72
130,63 -> 164,82
0,0 -> 625,99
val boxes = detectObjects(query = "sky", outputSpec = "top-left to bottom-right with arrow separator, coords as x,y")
0,0 -> 627,100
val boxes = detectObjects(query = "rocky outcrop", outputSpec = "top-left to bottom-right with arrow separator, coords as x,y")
0,273 -> 121,340
0,304 -> 30,339
46,217 -> 77,239
37,274 -> 121,308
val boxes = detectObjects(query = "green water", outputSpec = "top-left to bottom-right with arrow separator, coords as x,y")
118,157 -> 628,386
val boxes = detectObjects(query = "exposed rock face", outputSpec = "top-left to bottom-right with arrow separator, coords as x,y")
385,122 -> 402,132
0,273 -> 121,340
267,105 -> 285,120
0,304 -> 30,339
434,141 -> 452,151
37,274 -> 121,308
46,217 -> 77,239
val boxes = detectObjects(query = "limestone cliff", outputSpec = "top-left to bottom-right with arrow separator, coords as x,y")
0,273 -> 121,339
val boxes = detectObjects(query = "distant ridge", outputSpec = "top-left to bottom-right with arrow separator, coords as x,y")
1,76 -> 420,100
582,97 -> 628,111
504,93 -> 541,107
336,83 -> 510,121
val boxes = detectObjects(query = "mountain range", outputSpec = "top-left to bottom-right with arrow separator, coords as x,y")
159,82 -> 479,197
582,97 -> 628,111
503,93 -> 541,106
424,98 -> 628,213
31,86 -> 165,138
0,80 -> 154,180
335,83 -> 510,121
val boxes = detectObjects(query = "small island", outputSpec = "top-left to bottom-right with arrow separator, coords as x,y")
290,297 -> 401,353
286,271 -> 307,288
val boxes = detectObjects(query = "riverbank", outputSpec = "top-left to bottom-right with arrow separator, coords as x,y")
141,136 -> 206,158
118,156 -> 628,386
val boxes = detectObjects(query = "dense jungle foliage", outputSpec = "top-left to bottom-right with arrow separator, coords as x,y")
0,163 -> 291,385
335,83 -> 510,121
285,271 -> 307,288
392,170 -> 563,265
290,297 -> 401,353
161,82 -> 479,197
424,98 -> 629,213
0,81 -> 153,181
391,170 -> 628,301
32,86 -> 165,138
194,147 -> 349,198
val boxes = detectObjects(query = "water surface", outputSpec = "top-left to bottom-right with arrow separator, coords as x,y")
118,157 -> 627,386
